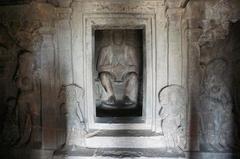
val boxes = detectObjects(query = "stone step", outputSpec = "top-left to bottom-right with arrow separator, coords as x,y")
2,148 -> 237,159
53,148 -> 185,159
53,157 -> 185,159
89,130 -> 161,137
85,129 -> 164,148
85,135 -> 166,148
53,150 -> 239,159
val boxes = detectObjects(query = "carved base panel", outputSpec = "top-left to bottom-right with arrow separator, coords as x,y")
1,149 -> 237,159
86,136 -> 166,148
53,152 -> 239,159
53,148 -> 185,159
53,157 -> 185,159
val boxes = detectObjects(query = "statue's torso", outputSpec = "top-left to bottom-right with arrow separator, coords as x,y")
98,44 -> 138,81
104,45 -> 132,66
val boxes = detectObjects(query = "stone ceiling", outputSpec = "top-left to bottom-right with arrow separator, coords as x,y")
0,0 -> 191,8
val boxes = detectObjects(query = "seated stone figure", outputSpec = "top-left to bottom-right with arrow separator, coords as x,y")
97,30 -> 139,106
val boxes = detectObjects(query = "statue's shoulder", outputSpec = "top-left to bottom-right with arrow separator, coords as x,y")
100,45 -> 111,53
125,44 -> 137,53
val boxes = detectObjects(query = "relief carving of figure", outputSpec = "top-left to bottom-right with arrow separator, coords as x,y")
0,22 -> 42,147
14,51 -> 40,146
199,58 -> 233,151
58,84 -> 86,150
97,30 -> 139,107
158,85 -> 187,153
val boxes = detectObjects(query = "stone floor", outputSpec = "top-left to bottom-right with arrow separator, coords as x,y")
1,147 -> 239,159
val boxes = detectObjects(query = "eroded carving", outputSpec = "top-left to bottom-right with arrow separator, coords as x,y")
0,24 -> 20,146
199,58 -> 233,151
198,0 -> 240,47
58,84 -> 86,150
80,1 -> 159,13
14,51 -> 40,146
158,85 -> 187,152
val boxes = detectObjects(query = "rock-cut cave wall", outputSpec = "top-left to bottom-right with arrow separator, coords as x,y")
0,0 -> 239,159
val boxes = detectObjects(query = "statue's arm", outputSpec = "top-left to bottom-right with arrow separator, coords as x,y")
97,47 -> 113,72
98,65 -> 115,72
128,46 -> 139,72
97,47 -> 107,67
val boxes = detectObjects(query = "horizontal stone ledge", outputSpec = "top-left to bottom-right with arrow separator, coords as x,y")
54,151 -> 239,159
86,136 -> 167,148
87,129 -> 162,137
54,148 -> 185,158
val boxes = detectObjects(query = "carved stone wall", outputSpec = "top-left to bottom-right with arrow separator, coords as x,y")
0,1 -> 57,155
185,0 -> 240,155
0,0 -> 239,159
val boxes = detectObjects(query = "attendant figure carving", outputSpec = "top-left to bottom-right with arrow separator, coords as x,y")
58,84 -> 86,150
15,51 -> 39,146
199,59 -> 233,151
158,85 -> 187,152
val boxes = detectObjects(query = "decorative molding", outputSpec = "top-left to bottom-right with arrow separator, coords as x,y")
73,0 -> 164,14
82,14 -> 156,130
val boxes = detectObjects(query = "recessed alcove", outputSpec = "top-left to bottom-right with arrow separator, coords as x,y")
2,0 -> 240,158
84,15 -> 156,130
93,29 -> 145,123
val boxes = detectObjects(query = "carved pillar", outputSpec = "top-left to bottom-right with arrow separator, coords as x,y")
71,1 -> 84,87
41,25 -> 59,149
155,1 -> 168,132
167,8 -> 186,86
186,19 -> 202,151
56,8 -> 73,85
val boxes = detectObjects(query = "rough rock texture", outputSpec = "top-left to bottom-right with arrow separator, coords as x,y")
0,0 -> 239,159
185,0 -> 240,153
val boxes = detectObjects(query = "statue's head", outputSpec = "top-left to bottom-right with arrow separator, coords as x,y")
112,30 -> 124,45
159,85 -> 187,115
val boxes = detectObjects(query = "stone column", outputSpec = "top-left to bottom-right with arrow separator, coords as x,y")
186,19 -> 202,151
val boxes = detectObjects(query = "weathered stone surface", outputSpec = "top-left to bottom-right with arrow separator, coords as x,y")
158,85 -> 187,152
57,84 -> 86,148
15,51 -> 41,146
96,30 -> 141,111
199,59 -> 233,151
185,0 -> 240,154
0,19 -> 42,147
0,0 -> 239,159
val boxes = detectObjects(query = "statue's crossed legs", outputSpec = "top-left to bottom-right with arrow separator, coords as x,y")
99,72 -> 138,106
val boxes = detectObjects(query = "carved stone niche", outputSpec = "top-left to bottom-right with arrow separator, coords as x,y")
83,14 -> 157,130
94,29 -> 144,119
